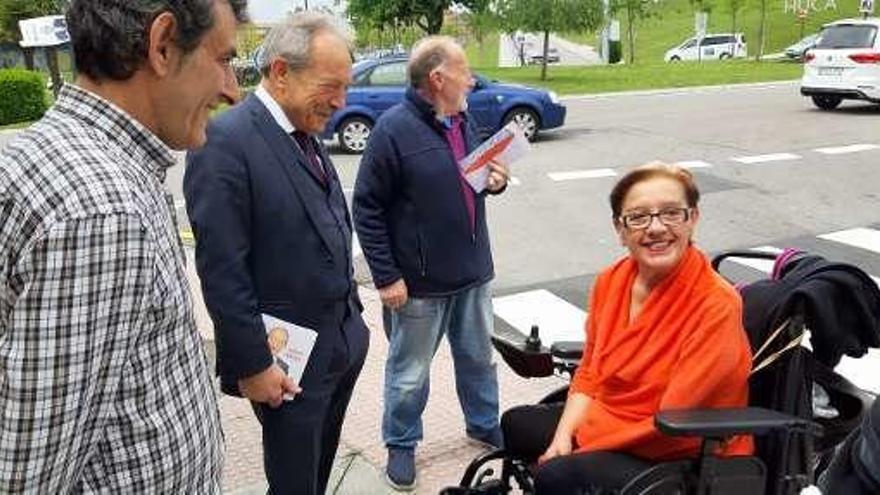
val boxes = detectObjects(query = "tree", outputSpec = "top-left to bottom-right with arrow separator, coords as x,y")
0,0 -> 62,42
462,0 -> 498,63
348,0 -> 483,36
609,0 -> 660,64
726,0 -> 745,59
496,0 -> 604,80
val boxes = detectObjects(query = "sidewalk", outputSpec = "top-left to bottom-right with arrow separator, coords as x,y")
185,247 -> 566,494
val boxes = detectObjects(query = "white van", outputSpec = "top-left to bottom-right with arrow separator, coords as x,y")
664,33 -> 748,62
800,18 -> 880,110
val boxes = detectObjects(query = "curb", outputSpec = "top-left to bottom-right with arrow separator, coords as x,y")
561,79 -> 800,101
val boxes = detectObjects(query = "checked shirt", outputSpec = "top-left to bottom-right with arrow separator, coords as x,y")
0,85 -> 223,493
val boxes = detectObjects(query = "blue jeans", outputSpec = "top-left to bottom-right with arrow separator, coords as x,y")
382,281 -> 499,449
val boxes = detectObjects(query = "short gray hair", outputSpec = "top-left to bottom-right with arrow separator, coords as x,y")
408,36 -> 461,89
257,12 -> 351,76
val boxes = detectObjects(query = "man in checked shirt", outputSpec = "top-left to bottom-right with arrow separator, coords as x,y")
0,0 -> 247,492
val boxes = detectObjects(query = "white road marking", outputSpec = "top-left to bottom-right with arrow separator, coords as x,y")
732,153 -> 800,164
548,168 -> 617,182
818,227 -> 880,254
493,289 -> 586,344
814,144 -> 880,155
722,245 -> 783,273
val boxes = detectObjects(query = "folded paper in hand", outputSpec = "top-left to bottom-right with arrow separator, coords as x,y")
263,313 -> 317,396
458,121 -> 530,193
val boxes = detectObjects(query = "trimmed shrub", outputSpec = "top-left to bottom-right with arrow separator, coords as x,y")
0,69 -> 48,126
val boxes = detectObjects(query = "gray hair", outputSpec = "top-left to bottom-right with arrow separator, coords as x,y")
67,0 -> 249,82
408,36 -> 461,89
257,12 -> 352,76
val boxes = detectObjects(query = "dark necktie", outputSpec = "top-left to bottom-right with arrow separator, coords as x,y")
291,130 -> 326,184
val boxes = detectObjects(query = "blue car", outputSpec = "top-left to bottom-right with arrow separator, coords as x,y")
322,56 -> 567,153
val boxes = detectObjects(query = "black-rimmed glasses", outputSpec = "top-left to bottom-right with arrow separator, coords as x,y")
620,207 -> 691,230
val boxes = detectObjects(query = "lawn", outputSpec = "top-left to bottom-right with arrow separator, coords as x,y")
477,59 -> 803,95
560,0 -> 864,63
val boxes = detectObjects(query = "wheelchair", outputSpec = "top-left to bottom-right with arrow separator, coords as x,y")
442,250 -> 879,495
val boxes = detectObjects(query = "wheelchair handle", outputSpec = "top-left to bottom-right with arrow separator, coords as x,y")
711,250 -> 778,272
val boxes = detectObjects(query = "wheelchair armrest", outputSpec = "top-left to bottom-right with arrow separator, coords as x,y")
491,335 -> 554,378
655,407 -> 823,438
549,341 -> 584,361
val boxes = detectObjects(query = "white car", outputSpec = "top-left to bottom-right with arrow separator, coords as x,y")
801,18 -> 880,110
664,33 -> 747,62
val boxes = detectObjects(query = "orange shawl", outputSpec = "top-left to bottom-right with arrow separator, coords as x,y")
570,246 -> 754,460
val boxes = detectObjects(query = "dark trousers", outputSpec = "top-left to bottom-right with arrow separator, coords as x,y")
502,403 -> 652,495
252,314 -> 368,495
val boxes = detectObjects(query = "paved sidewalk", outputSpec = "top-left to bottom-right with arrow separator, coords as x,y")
185,247 -> 566,494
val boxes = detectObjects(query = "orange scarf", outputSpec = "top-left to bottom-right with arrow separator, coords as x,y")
570,246 -> 754,460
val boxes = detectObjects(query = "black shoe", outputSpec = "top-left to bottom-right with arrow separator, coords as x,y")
385,446 -> 416,491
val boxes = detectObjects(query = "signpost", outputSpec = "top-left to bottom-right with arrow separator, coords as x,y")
695,12 -> 708,62
18,15 -> 69,97
860,0 -> 874,17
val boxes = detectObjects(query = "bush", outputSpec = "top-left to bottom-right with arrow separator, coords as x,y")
0,69 -> 48,126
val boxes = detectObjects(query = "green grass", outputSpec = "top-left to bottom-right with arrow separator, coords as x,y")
465,33 -> 500,69
477,59 -> 802,95
561,0 -> 865,63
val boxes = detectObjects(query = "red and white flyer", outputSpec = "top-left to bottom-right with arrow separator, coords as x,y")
458,121 -> 530,193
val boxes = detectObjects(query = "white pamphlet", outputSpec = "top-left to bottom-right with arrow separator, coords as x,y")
262,313 -> 317,398
458,121 -> 530,193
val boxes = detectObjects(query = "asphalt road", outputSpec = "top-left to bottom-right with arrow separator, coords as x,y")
7,80 -> 880,391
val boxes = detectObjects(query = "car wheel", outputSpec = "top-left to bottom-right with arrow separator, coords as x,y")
338,117 -> 373,154
719,52 -> 732,60
811,95 -> 842,111
669,56 -> 681,62
504,107 -> 540,142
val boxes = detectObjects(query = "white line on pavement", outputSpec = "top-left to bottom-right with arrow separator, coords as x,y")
509,176 -> 521,186
548,168 -> 617,182
675,160 -> 713,169
814,144 -> 880,155
493,289 -> 586,344
732,153 -> 801,164
818,227 -> 880,254
723,245 -> 783,274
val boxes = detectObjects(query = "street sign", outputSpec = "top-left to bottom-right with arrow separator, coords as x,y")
19,15 -> 69,48
860,0 -> 874,14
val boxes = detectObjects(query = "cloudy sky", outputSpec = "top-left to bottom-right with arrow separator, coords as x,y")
248,0 -> 340,23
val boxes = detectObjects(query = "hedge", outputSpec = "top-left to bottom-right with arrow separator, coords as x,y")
0,69 -> 48,126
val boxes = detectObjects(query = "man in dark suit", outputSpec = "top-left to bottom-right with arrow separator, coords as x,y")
184,13 -> 368,495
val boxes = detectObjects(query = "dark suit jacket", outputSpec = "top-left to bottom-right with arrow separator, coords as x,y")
184,94 -> 366,396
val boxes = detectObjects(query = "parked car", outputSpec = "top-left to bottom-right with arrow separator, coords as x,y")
664,33 -> 747,62
528,47 -> 561,64
785,33 -> 819,60
322,56 -> 567,153
801,18 -> 880,110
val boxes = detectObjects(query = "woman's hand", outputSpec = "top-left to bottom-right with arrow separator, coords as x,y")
538,433 -> 573,464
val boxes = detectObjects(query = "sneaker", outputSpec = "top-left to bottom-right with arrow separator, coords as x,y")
466,426 -> 504,450
385,446 -> 416,491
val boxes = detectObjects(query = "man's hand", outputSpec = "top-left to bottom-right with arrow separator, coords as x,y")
238,364 -> 301,408
379,278 -> 408,310
538,433 -> 573,464
487,160 -> 509,192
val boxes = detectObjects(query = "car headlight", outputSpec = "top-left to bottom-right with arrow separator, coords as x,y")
548,91 -> 560,104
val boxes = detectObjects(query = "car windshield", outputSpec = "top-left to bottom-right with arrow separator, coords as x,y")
815,25 -> 877,49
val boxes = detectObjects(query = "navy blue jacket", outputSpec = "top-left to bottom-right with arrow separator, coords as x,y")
353,88 -> 503,297
184,94 -> 367,396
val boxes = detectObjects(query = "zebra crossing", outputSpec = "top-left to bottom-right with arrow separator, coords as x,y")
492,225 -> 880,394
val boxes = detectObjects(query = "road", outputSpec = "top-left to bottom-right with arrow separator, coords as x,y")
6,81 -> 879,393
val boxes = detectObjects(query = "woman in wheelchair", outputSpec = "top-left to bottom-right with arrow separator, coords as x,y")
502,163 -> 755,494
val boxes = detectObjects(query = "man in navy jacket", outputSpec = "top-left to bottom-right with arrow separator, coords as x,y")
353,36 -> 509,490
184,13 -> 368,495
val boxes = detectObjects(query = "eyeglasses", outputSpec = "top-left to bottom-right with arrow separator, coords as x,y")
620,207 -> 691,230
